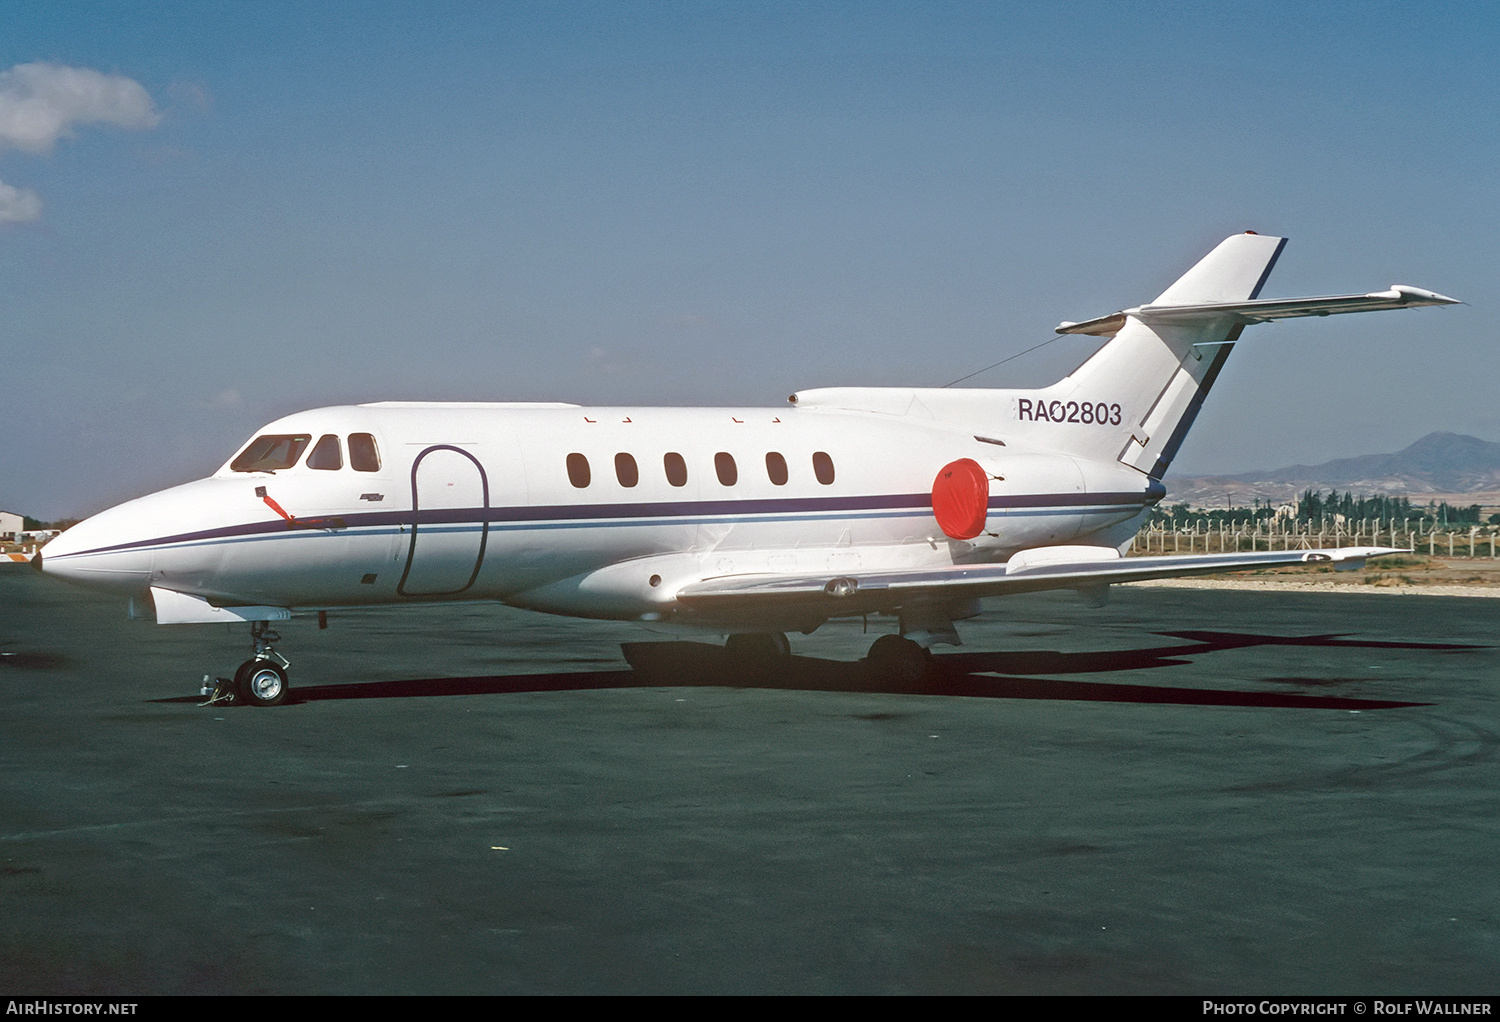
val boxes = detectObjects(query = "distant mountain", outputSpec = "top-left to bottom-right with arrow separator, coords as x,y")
1166,433 -> 1500,506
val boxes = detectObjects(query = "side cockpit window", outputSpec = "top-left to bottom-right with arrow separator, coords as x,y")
231,434 -> 312,472
307,434 -> 343,470
349,433 -> 380,472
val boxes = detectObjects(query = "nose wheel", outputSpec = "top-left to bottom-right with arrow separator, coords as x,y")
231,621 -> 292,707
235,658 -> 289,706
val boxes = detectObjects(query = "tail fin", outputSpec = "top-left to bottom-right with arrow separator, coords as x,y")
789,233 -> 1456,480
1052,232 -> 1286,478
1150,232 -> 1286,306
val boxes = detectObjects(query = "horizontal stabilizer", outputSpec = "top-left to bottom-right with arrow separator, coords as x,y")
1057,286 -> 1460,337
675,547 -> 1406,617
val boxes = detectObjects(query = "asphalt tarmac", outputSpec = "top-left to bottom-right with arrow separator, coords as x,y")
1,565 -> 1496,995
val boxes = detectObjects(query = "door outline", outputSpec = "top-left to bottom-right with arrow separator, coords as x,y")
397,445 -> 490,597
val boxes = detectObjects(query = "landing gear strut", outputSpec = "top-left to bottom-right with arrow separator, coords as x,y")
234,621 -> 291,707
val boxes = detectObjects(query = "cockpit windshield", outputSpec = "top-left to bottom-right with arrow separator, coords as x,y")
230,434 -> 312,472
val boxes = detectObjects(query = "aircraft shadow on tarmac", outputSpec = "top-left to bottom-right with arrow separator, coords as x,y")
157,630 -> 1482,710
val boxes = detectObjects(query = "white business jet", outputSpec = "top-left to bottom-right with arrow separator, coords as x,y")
36,233 -> 1458,705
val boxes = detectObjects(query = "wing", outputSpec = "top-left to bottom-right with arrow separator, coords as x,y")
674,545 -> 1403,617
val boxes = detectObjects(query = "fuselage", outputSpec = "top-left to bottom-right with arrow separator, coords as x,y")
39,399 -> 1162,631
29,232 -> 1455,706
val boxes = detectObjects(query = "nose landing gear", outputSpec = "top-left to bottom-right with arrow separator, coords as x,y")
235,657 -> 289,707
203,620 -> 292,707
237,621 -> 291,706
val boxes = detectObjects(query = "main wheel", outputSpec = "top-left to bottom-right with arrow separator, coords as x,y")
235,659 -> 289,707
725,632 -> 791,659
866,634 -> 932,684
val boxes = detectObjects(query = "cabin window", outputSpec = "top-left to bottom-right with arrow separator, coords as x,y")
715,452 -> 738,486
349,433 -> 381,472
813,451 -> 835,485
664,452 -> 687,487
615,453 -> 639,487
765,452 -> 788,486
566,453 -> 591,488
231,434 -> 311,472
307,434 -> 343,471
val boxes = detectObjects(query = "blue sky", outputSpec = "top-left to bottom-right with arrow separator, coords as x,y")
2,1 -> 1494,519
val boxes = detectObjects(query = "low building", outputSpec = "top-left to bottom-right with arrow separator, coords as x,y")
0,511 -> 24,542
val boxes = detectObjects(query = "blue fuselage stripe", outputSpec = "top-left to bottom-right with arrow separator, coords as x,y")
52,489 -> 1156,559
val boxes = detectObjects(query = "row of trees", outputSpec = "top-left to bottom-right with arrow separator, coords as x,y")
1150,503 -> 1274,528
1293,490 -> 1489,526
1150,490 -> 1498,529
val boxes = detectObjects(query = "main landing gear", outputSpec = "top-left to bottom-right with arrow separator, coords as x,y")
864,633 -> 932,684
720,629 -> 935,684
203,620 -> 292,707
724,632 -> 792,660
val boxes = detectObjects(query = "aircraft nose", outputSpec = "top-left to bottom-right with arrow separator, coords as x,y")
37,504 -> 156,594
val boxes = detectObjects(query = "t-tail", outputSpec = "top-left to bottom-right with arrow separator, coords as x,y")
1042,231 -> 1288,478
1042,232 -> 1457,478
792,232 -> 1459,480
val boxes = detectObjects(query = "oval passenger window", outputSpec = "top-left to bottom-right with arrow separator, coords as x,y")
615,453 -> 639,487
765,452 -> 788,486
715,452 -> 737,486
567,453 -> 591,488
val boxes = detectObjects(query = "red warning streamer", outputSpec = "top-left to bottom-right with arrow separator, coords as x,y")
261,492 -> 296,523
256,486 -> 311,527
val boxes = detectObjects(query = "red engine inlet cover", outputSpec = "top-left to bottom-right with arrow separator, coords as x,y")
931,458 -> 989,540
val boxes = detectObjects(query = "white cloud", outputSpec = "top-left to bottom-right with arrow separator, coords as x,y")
0,62 -> 159,155
0,179 -> 41,223
0,63 -> 160,226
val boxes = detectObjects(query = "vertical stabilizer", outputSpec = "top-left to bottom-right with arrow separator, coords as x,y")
1151,233 -> 1287,305
790,233 -> 1454,489
1040,232 -> 1287,478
